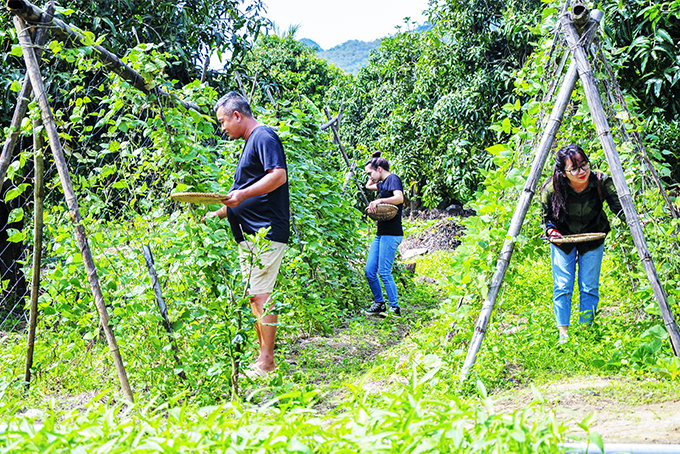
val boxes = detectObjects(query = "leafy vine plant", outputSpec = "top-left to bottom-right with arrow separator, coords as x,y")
0,20 -> 367,400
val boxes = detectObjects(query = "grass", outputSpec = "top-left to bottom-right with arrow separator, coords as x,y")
2,217 -> 680,450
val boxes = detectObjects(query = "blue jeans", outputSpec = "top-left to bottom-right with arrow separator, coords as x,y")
551,243 -> 605,326
365,235 -> 403,308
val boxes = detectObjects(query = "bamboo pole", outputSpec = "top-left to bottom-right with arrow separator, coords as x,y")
234,71 -> 249,100
323,106 -> 370,206
0,1 -> 54,193
17,1 -> 53,387
24,114 -> 44,386
560,10 -> 680,354
460,10 -> 604,381
0,81 -> 31,189
141,245 -> 186,381
14,15 -> 134,401
7,0 -> 201,114
592,41 -> 679,220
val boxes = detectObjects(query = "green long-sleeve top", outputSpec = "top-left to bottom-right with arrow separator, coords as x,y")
540,171 -> 625,254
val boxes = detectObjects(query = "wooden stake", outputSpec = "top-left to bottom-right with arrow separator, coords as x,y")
24,114 -> 44,387
0,81 -> 31,188
323,106 -> 370,206
14,15 -> 134,402
9,0 -> 54,387
234,71 -> 249,100
460,11 -> 604,381
560,11 -> 680,354
141,245 -> 186,381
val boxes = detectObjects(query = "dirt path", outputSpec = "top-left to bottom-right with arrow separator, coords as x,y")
495,376 -> 680,443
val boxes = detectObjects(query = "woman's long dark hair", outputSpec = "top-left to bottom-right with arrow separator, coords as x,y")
366,151 -> 390,171
551,144 -> 589,221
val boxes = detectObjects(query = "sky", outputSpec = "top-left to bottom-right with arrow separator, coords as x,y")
259,0 -> 432,50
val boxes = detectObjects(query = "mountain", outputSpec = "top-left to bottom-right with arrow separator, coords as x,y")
300,23 -> 432,75
299,38 -> 322,52
315,39 -> 381,75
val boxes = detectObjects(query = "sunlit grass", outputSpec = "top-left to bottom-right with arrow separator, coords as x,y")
1,216 -> 678,450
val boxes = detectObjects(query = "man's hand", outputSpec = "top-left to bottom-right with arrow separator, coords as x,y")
201,210 -> 219,224
225,189 -> 247,207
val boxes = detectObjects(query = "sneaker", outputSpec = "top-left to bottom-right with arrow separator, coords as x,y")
364,301 -> 386,316
386,306 -> 401,317
557,333 -> 568,345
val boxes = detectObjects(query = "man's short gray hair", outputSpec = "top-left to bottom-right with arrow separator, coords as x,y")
214,92 -> 253,117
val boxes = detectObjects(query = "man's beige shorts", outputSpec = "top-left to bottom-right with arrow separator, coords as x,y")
238,240 -> 287,295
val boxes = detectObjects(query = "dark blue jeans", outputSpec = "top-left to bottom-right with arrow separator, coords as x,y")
365,235 -> 403,308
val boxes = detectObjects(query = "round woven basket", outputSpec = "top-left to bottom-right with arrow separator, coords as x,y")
367,203 -> 398,222
550,232 -> 606,244
170,192 -> 230,204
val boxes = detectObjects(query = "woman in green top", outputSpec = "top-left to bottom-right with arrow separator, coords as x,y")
541,144 -> 624,343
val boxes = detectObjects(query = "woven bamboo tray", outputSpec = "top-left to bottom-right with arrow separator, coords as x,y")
367,203 -> 398,222
550,232 -> 606,244
170,192 -> 230,204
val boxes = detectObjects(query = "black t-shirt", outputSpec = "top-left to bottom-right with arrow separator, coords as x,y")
227,126 -> 290,244
376,173 -> 403,236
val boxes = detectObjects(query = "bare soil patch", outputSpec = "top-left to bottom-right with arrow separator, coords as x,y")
400,218 -> 466,254
495,376 -> 680,443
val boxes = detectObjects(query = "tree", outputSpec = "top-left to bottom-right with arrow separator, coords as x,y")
332,0 -> 544,207
598,0 -> 680,121
63,0 -> 269,84
239,30 -> 350,109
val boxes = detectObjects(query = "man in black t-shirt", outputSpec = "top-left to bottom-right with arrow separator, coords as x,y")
206,92 -> 289,376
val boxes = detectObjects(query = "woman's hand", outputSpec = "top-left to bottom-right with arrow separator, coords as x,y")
367,199 -> 380,213
547,228 -> 563,239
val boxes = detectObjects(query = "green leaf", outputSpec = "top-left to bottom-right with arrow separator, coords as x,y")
641,325 -> 668,340
5,183 -> 29,202
486,144 -> 507,155
588,432 -> 605,453
502,117 -> 512,134
509,429 -> 526,443
55,6 -> 75,15
10,45 -> 23,57
6,229 -> 25,243
8,208 -> 24,224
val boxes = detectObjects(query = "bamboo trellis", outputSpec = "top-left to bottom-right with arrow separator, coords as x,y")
12,13 -> 135,401
461,3 -> 680,380
4,0 -> 224,401
322,105 -> 370,207
2,0 -> 202,188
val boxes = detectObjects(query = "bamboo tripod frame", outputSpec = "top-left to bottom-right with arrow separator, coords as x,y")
461,3 -> 680,381
6,9 -> 134,401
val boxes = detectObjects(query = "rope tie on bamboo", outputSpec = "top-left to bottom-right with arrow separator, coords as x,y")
14,41 -> 44,51
597,129 -> 612,140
